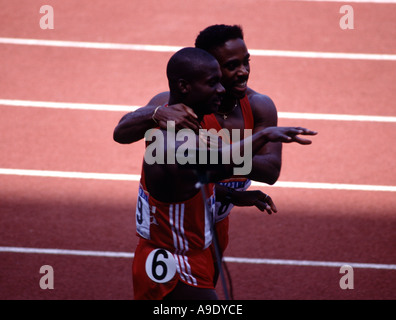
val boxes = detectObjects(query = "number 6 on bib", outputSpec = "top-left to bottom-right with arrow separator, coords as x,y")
145,249 -> 177,283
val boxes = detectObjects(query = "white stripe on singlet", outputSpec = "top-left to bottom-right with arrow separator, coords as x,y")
179,204 -> 197,286
169,204 -> 197,285
169,205 -> 185,282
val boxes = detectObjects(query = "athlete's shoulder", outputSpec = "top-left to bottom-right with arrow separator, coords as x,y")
147,91 -> 170,106
246,88 -> 276,110
246,88 -> 278,126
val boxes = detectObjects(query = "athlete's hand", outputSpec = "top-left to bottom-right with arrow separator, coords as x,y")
155,104 -> 201,133
262,126 -> 318,145
232,190 -> 277,215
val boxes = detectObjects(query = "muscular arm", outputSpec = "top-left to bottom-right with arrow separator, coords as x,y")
113,91 -> 201,144
247,92 -> 283,185
113,92 -> 169,144
144,125 -> 315,202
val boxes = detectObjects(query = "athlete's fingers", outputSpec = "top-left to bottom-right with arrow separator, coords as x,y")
264,203 -> 273,215
293,135 -> 313,145
258,193 -> 277,214
280,134 -> 296,142
159,104 -> 200,131
179,105 -> 200,130
254,200 -> 268,213
265,195 -> 277,213
159,119 -> 175,130
283,127 -> 317,144
285,127 -> 317,137
182,105 -> 198,119
176,118 -> 201,133
294,127 -> 318,135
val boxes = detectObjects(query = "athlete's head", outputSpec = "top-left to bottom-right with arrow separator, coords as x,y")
195,24 -> 244,52
195,25 -> 250,99
167,47 -> 225,119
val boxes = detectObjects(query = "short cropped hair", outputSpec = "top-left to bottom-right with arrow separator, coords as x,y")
194,24 -> 244,52
166,47 -> 217,91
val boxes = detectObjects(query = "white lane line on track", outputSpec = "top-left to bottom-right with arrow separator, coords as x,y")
0,37 -> 183,53
1,246 -> 395,270
2,99 -> 396,123
251,180 -> 396,192
278,112 -> 396,123
0,246 -> 134,259
0,168 -> 141,182
0,99 -> 135,112
1,168 -> 396,192
1,37 -> 396,61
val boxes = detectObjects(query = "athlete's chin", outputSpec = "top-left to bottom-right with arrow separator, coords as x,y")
208,105 -> 219,114
232,87 -> 247,99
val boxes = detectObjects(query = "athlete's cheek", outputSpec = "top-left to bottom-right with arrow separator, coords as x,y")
221,76 -> 234,89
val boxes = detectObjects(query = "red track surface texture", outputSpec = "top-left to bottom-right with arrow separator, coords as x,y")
1,0 -> 396,300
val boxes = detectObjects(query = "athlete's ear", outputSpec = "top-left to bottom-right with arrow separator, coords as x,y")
178,79 -> 191,94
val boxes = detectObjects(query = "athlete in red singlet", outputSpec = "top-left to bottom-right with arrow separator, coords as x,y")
131,47 -> 231,300
114,27 -> 317,300
130,47 -> 316,300
114,26 -> 282,237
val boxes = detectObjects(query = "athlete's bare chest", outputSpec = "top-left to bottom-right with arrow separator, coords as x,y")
214,107 -> 245,132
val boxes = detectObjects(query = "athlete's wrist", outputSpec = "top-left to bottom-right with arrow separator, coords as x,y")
152,105 -> 162,125
223,187 -> 236,204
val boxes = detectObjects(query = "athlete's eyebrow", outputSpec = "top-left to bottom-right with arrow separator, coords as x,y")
207,75 -> 221,86
222,59 -> 239,69
222,53 -> 251,69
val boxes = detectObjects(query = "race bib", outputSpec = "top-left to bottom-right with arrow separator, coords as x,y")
136,185 -> 151,239
145,249 -> 177,283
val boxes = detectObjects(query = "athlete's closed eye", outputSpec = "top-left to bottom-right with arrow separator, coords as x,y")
207,76 -> 221,87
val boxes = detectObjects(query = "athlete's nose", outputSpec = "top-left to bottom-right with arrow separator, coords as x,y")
238,63 -> 250,77
216,83 -> 225,94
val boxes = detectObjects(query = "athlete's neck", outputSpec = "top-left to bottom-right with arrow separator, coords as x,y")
218,94 -> 239,113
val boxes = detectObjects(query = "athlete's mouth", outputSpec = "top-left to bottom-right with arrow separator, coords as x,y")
235,81 -> 247,89
233,79 -> 248,93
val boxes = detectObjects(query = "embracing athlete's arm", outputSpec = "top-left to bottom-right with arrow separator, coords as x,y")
113,91 -> 201,144
144,125 -> 316,202
247,92 -> 283,185
113,92 -> 168,144
180,124 -> 315,184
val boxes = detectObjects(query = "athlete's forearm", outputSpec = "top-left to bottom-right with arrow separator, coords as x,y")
208,126 -> 314,181
204,130 -> 270,181
113,105 -> 157,144
248,153 -> 282,185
